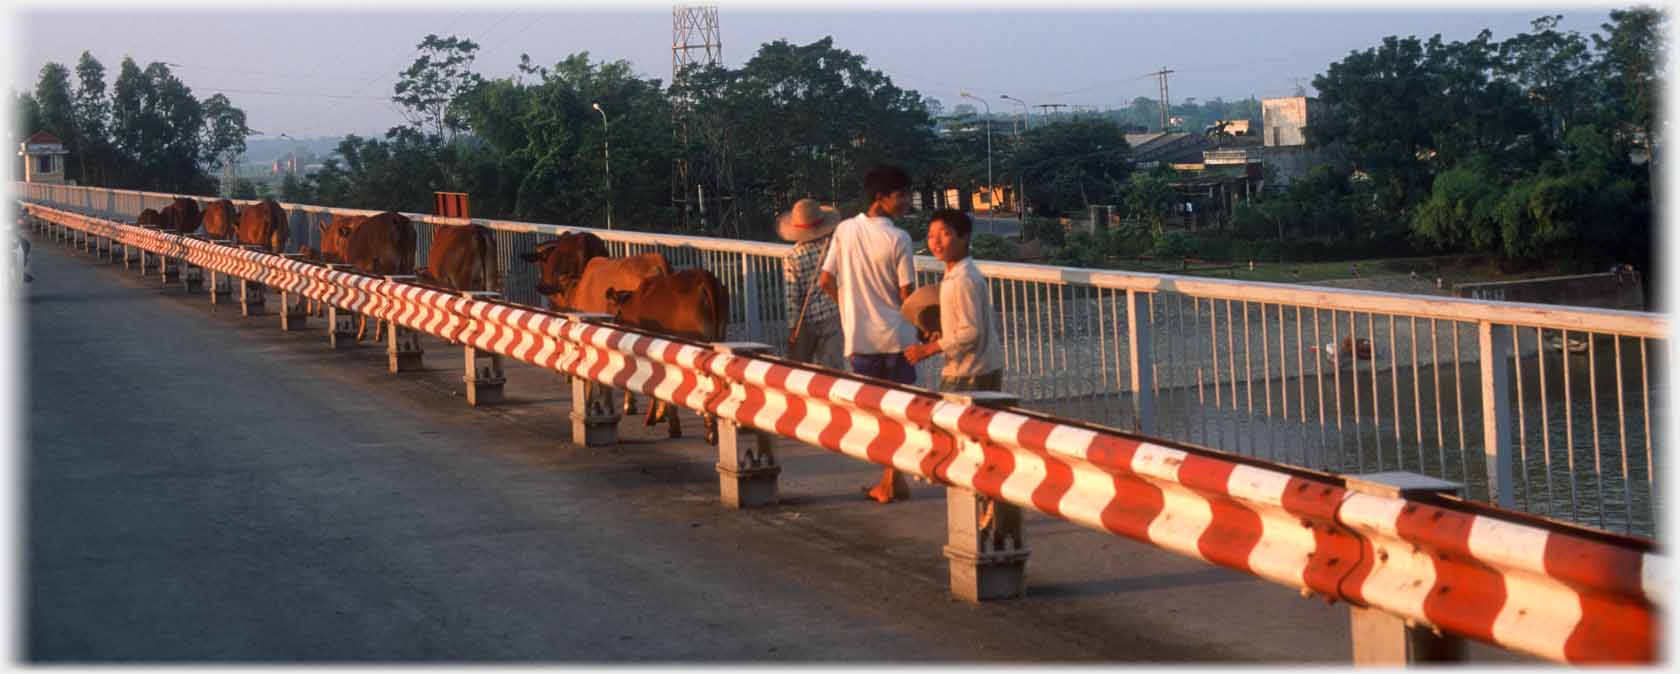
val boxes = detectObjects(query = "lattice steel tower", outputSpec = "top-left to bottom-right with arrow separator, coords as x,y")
671,4 -> 737,235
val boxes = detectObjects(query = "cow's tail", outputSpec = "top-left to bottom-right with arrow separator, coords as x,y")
399,220 -> 418,275
269,203 -> 289,253
705,271 -> 729,342
478,226 -> 499,292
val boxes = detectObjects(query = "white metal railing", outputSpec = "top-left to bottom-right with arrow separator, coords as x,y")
15,182 -> 1667,536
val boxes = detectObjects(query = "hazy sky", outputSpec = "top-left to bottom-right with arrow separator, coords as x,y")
7,2 -> 1625,139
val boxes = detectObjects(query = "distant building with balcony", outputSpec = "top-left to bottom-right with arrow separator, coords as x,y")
18,130 -> 70,184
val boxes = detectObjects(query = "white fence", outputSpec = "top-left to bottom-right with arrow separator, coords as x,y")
14,182 -> 1668,536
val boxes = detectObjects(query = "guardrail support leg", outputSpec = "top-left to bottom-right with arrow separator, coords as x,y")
1478,322 -> 1515,508
137,226 -> 159,275
383,275 -> 423,372
460,291 -> 506,406
941,391 -> 1030,602
562,312 -> 620,446
179,238 -> 204,293
1344,472 -> 1468,665
712,342 -> 780,508
327,304 -> 359,349
157,247 -> 179,286
275,254 -> 311,330
571,376 -> 620,447
205,239 -> 234,303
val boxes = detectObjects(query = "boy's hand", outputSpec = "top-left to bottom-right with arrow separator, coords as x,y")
904,342 -> 939,365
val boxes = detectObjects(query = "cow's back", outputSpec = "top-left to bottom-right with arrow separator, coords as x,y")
567,253 -> 671,313
427,224 -> 496,291
236,199 -> 288,252
345,212 -> 417,276
161,197 -> 200,235
618,268 -> 728,342
202,199 -> 237,239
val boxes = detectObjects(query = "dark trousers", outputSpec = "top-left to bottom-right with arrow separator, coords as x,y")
940,369 -> 1003,392
849,352 -> 917,386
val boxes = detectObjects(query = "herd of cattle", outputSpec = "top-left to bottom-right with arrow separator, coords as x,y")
133,197 -> 730,440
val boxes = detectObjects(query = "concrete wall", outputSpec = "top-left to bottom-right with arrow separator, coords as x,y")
1453,271 -> 1647,311
1261,145 -> 1324,187
1262,97 -> 1314,147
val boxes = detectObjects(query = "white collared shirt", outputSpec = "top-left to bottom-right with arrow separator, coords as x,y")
937,257 -> 1004,379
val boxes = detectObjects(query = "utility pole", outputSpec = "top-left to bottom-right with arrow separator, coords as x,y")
671,4 -> 733,234
1152,67 -> 1175,132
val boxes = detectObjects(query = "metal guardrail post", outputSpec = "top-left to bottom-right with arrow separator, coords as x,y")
741,251 -> 763,343
712,342 -> 780,508
383,275 -> 424,372
564,312 -> 620,447
177,238 -> 204,293
137,225 -> 159,276
206,240 -> 235,303
277,254 -> 311,330
236,244 -> 268,316
157,237 -> 180,286
461,291 -> 507,406
1127,289 -> 1156,435
941,390 -> 1031,602
1478,321 -> 1515,507
325,264 -> 359,349
1343,471 -> 1469,664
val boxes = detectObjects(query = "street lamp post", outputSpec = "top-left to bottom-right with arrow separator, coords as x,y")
1000,95 -> 1029,221
959,91 -> 993,218
592,102 -> 613,230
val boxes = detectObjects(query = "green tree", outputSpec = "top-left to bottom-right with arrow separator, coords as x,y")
74,51 -> 113,186
1122,169 -> 1177,239
1007,116 -> 1131,217
671,37 -> 937,237
1593,6 -> 1665,139
453,51 -> 674,228
392,34 -> 483,140
34,62 -> 77,178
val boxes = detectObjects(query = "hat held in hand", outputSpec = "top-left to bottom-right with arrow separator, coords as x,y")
777,198 -> 842,243
900,285 -> 941,337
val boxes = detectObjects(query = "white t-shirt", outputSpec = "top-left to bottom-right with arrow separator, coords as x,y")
820,214 -> 917,356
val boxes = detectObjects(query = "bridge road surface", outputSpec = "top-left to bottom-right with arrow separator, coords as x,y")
23,234 -> 1526,663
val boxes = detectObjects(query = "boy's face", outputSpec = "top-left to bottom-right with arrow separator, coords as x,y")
927,219 -> 969,262
874,189 -> 910,218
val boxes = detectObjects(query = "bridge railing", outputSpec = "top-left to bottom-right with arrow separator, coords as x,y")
14,182 -> 1668,537
22,202 -> 1662,664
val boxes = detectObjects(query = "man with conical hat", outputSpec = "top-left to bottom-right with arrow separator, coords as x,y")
778,198 -> 845,370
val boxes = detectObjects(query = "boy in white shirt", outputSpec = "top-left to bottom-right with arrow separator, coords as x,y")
904,209 -> 1004,391
818,165 -> 919,503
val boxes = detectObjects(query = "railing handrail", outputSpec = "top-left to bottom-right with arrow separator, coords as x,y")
25,201 -> 1663,664
15,182 -> 1669,339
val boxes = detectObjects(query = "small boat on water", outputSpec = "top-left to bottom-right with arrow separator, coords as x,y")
1546,334 -> 1591,355
1307,337 -> 1375,368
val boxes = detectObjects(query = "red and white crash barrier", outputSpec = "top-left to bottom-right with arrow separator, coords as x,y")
25,204 -> 1661,664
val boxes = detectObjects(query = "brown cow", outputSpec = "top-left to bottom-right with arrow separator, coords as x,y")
517,231 -> 608,300
313,213 -> 366,263
604,268 -> 729,442
236,198 -> 289,253
136,208 -> 162,227
422,223 -> 498,292
201,199 -> 238,240
157,197 -> 201,235
338,212 -> 418,342
543,252 -> 670,314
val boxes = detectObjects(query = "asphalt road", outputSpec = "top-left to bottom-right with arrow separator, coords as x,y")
21,233 -> 1526,663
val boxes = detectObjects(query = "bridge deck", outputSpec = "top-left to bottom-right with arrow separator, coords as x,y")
21,235 -> 1526,662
